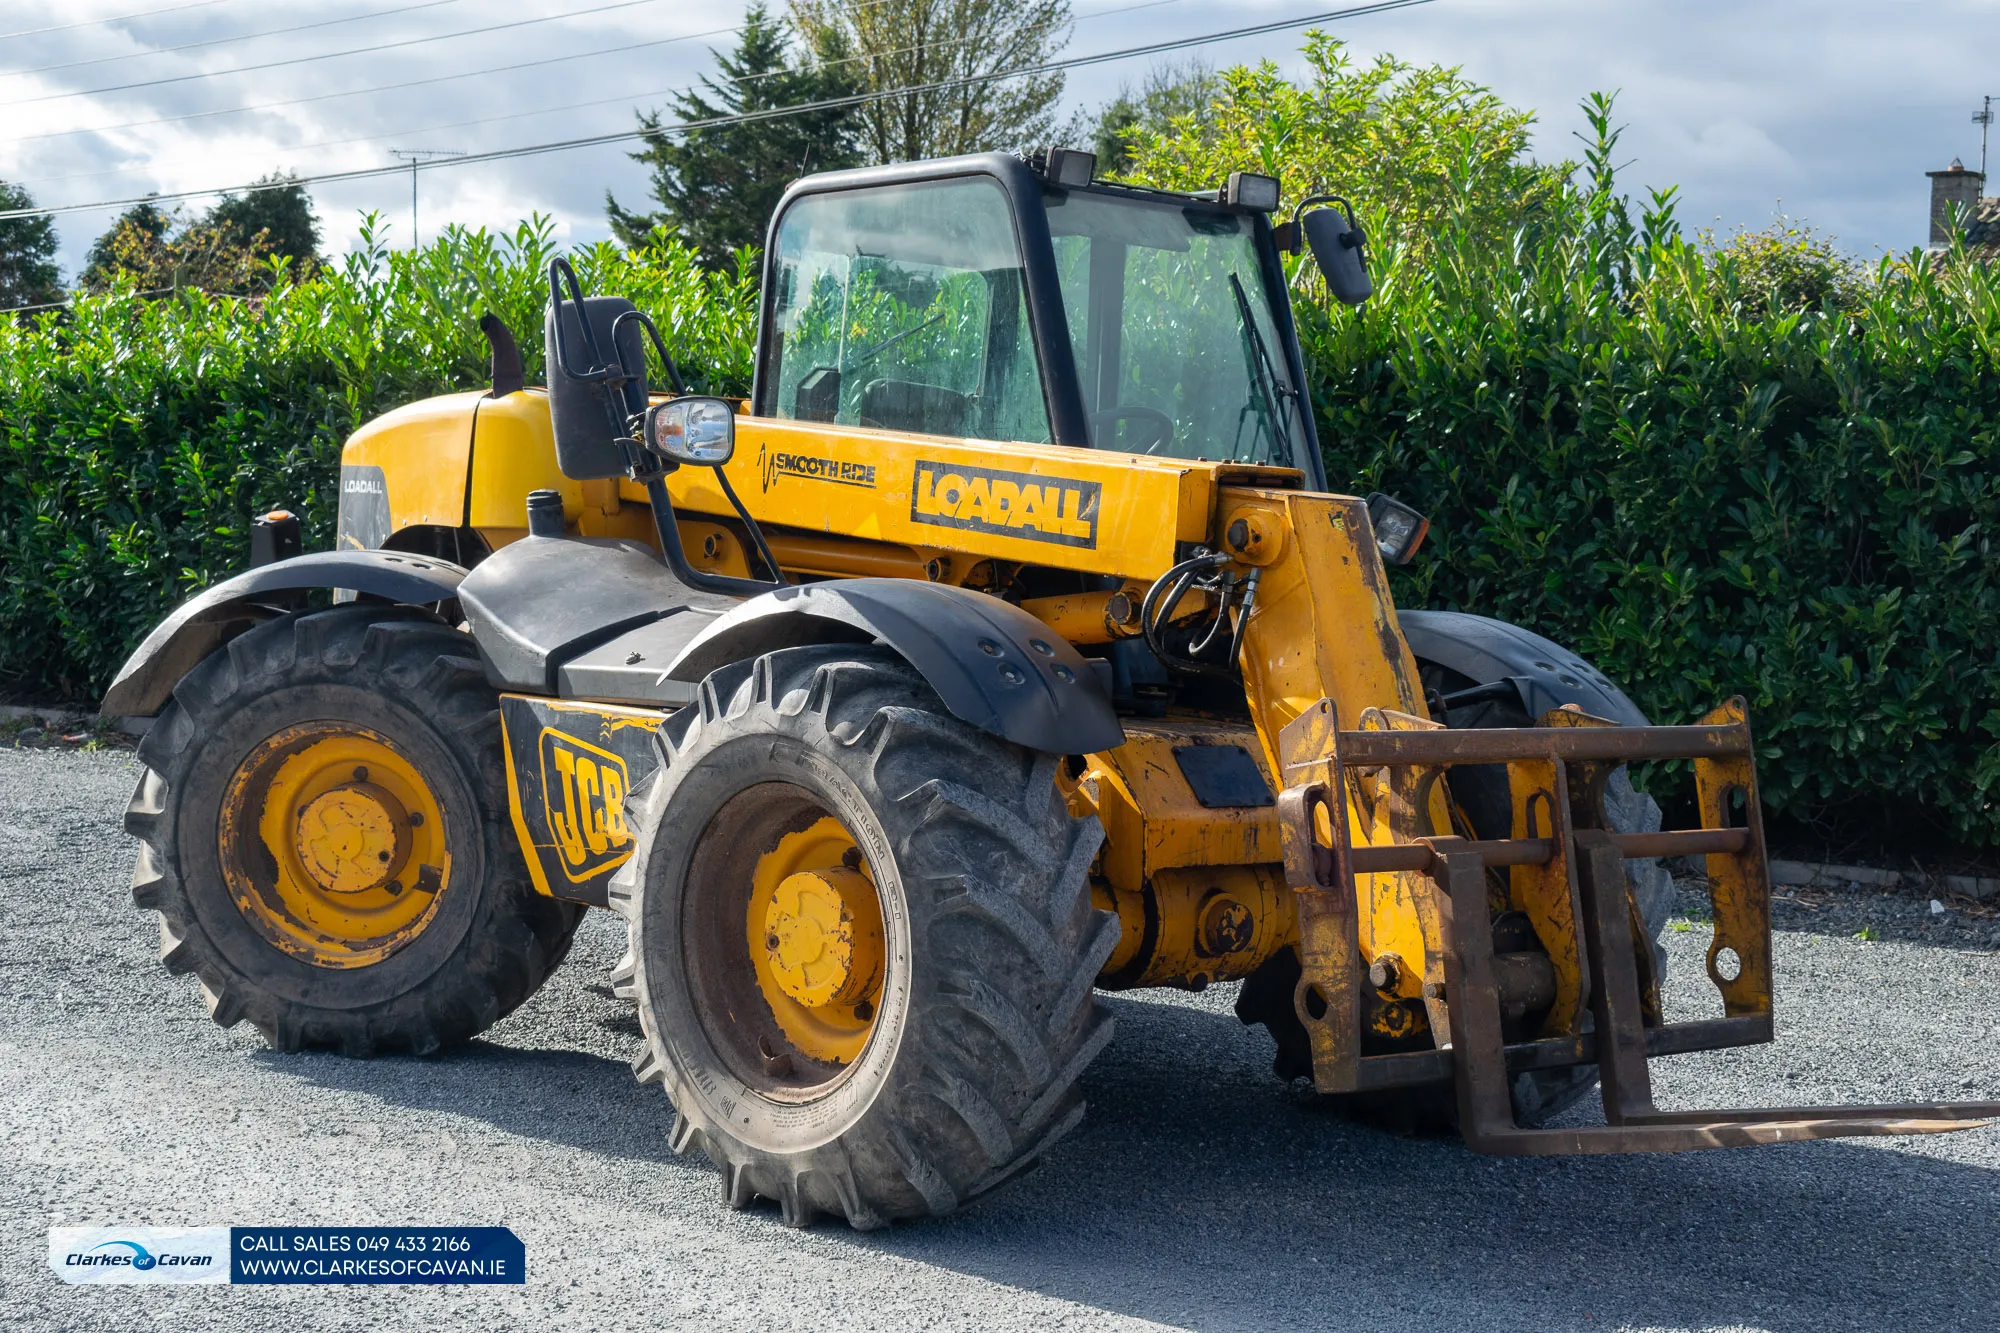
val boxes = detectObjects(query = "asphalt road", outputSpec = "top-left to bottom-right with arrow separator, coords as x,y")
3,746 -> 1998,1333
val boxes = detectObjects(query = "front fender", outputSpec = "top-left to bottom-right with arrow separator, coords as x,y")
665,579 -> 1124,755
101,550 -> 467,718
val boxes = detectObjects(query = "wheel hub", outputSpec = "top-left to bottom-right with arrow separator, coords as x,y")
220,723 -> 451,970
764,867 -> 882,1007
737,813 -> 886,1068
294,782 -> 409,894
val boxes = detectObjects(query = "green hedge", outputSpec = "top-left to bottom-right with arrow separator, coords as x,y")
0,218 -> 756,700
7,203 -> 2000,844
1307,223 -> 2000,843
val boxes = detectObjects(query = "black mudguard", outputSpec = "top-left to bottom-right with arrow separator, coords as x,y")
101,550 -> 467,718
1397,608 -> 1648,726
665,579 -> 1124,756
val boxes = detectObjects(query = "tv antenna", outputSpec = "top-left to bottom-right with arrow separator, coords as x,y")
1976,96 -> 1996,179
389,148 -> 465,247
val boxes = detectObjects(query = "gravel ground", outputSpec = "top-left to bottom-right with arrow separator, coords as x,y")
3,747 -> 1997,1333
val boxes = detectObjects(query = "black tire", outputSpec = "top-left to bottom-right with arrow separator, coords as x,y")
125,605 -> 583,1055
611,645 -> 1119,1229
1235,660 -> 1674,1128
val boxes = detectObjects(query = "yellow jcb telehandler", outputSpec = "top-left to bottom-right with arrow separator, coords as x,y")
105,148 -> 1997,1228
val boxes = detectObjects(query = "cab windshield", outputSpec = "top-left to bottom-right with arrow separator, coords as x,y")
1049,190 -> 1307,466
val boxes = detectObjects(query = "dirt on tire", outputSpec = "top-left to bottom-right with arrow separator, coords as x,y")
611,644 -> 1120,1228
126,606 -> 582,1055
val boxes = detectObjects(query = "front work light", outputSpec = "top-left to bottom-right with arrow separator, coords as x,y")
1223,171 -> 1281,212
1040,146 -> 1097,187
1366,492 -> 1429,565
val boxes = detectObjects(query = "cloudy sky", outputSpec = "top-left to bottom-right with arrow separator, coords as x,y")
2,0 -> 1993,283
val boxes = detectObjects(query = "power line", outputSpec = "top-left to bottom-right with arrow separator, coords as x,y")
5,19 -> 750,141
1,286 -> 177,315
0,0 -> 469,80
0,0 -> 1435,225
19,0 -> 1193,192
0,0 -> 674,108
0,0 -> 231,42
5,0 -> 913,146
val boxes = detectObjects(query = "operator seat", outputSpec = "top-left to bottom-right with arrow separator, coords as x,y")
857,378 -> 969,436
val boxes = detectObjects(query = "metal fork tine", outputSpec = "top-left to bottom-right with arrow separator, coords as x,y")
1575,830 -> 1659,1124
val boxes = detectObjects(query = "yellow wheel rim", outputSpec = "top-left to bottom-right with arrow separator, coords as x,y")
745,815 -> 883,1066
220,722 -> 452,969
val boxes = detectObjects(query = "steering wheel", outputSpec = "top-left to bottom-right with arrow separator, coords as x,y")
1089,406 -> 1176,455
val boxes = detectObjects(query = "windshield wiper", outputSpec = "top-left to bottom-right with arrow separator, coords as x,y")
842,311 -> 945,373
1229,271 -> 1296,465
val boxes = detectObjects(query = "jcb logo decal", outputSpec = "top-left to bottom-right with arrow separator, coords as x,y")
910,460 -> 1099,548
539,729 -> 632,881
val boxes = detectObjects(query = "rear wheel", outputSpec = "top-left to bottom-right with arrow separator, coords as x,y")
612,645 -> 1118,1228
125,606 -> 582,1054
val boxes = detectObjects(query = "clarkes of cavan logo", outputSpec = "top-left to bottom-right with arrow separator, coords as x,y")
539,729 -> 633,882
76,1241 -> 162,1271
910,460 -> 1099,548
758,441 -> 877,493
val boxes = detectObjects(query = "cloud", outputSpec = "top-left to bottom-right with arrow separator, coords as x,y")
1,0 -> 1993,280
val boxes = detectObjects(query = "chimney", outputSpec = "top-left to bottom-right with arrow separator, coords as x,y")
1927,157 -> 1985,245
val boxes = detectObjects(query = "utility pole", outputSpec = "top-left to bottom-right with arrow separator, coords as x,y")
388,148 -> 465,247
1976,96 -> 1996,180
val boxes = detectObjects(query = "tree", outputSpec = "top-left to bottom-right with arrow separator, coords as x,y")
1089,60 -> 1217,178
81,198 -> 173,291
0,181 -> 61,309
79,200 -> 286,297
789,0 -> 1070,164
207,173 -> 322,272
1120,35 -> 1563,258
607,4 -> 862,266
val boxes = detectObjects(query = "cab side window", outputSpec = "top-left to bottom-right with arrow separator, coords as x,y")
763,178 -> 1051,445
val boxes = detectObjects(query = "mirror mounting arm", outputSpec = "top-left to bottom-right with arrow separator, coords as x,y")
644,476 -> 785,599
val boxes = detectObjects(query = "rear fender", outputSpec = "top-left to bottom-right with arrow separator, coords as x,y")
665,579 -> 1124,755
1397,609 -> 1648,726
101,550 -> 467,718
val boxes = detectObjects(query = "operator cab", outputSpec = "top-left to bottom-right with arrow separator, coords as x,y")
491,149 -> 1374,708
753,150 -> 1344,486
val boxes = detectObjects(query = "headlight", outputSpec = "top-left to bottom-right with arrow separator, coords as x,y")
1366,492 -> 1429,565
644,396 -> 736,467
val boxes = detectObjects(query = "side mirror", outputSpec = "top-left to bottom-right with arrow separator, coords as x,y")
1302,204 -> 1372,306
644,396 -> 736,467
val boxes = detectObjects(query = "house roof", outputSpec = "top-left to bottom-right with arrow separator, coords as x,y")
1960,196 -> 2000,257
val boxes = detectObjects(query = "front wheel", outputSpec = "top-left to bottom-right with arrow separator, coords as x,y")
611,645 -> 1119,1228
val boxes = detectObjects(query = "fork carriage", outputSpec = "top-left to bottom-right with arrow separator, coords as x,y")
1276,696 -> 1999,1151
